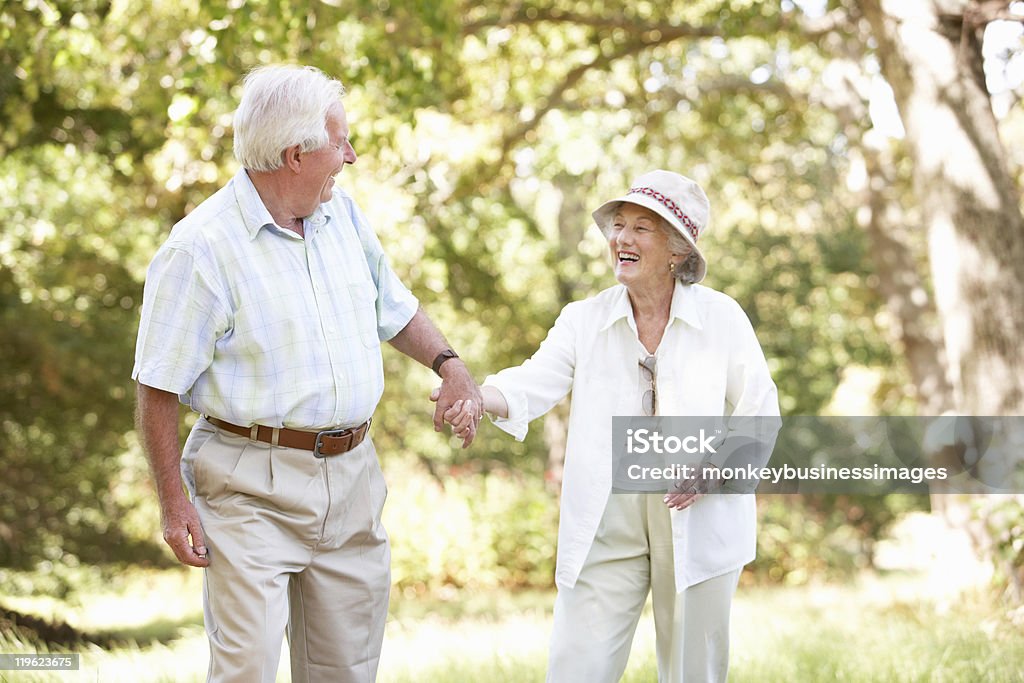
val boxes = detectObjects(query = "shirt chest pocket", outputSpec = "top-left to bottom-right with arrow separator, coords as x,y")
347,280 -> 381,349
666,353 -> 729,414
575,362 -> 639,417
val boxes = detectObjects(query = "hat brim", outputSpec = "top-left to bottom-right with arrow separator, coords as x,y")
592,196 -> 707,283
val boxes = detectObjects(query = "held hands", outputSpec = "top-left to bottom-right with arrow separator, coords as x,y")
663,463 -> 725,511
429,360 -> 483,448
430,391 -> 480,447
430,384 -> 508,448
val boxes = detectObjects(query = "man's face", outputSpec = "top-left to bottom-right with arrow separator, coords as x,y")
296,102 -> 357,214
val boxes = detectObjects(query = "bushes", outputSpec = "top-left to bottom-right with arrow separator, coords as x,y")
384,460 -> 935,592
750,494 -> 929,584
977,495 -> 1024,600
384,460 -> 559,593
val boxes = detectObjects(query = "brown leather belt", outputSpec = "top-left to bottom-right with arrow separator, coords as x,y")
205,416 -> 371,458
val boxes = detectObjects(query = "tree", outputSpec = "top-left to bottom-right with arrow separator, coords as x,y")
6,0 -> 1019,589
861,0 -> 1024,415
859,0 -> 1024,598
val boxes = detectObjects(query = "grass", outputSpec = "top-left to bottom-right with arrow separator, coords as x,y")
1,569 -> 1022,682
727,577 -> 1024,683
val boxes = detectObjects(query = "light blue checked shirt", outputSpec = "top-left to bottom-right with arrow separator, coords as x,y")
132,169 -> 419,430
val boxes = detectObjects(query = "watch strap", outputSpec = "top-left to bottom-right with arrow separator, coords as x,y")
431,349 -> 459,376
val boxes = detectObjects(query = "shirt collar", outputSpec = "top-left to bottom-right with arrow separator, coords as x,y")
232,168 -> 332,241
600,280 -> 704,332
669,280 -> 704,330
600,286 -> 634,332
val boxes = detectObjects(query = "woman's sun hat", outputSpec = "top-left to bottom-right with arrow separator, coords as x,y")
592,170 -> 711,282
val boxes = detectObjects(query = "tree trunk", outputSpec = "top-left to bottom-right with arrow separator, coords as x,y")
861,1 -> 1024,598
540,174 -> 593,491
861,0 -> 1024,415
863,149 -> 956,417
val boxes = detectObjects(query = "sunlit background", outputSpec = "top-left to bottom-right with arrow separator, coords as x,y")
2,1 -> 1024,681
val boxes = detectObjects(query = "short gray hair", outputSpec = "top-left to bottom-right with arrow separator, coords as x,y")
233,65 -> 346,172
662,220 -> 701,285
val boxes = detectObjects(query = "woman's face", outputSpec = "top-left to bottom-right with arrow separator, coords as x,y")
608,204 -> 682,290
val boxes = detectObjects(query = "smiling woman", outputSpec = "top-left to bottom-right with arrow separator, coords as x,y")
443,169 -> 780,683
607,203 -> 679,294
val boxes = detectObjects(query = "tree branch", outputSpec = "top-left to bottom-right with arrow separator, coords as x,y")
495,31 -> 702,161
786,6 -> 857,38
464,6 -> 715,39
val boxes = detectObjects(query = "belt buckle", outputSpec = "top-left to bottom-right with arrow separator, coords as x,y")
313,427 -> 350,458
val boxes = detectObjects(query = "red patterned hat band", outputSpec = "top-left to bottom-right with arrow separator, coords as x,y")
627,186 -> 701,241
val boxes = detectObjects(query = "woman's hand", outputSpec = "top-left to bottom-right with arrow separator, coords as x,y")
663,463 -> 725,510
430,389 -> 480,446
429,385 -> 513,446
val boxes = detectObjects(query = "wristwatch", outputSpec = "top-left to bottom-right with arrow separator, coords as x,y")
431,348 -> 459,376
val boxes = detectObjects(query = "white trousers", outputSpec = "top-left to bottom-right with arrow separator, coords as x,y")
182,418 -> 390,683
547,493 -> 740,683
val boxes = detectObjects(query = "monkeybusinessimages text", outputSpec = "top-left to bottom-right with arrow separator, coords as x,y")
624,428 -> 949,485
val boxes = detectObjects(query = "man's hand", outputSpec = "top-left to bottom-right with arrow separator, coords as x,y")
160,494 -> 210,568
431,359 -> 482,448
386,309 -> 482,447
137,382 -> 209,567
663,463 -> 725,511
431,391 -> 481,442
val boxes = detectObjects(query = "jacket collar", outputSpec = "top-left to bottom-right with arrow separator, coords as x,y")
600,280 -> 704,332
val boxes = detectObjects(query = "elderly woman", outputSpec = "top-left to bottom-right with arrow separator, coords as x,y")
443,170 -> 779,682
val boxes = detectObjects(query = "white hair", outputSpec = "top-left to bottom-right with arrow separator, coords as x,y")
662,220 -> 702,285
233,65 -> 346,172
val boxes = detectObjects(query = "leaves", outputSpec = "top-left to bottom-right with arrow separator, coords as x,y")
3,0 -> 1020,578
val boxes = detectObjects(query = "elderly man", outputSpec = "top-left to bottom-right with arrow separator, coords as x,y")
133,65 -> 481,683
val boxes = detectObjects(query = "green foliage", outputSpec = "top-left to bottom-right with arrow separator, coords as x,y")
2,0 -> 1002,581
0,145 -> 165,568
385,462 -> 558,592
977,495 -> 1024,599
751,494 -> 928,584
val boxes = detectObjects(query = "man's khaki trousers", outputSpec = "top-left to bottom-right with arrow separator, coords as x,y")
182,418 -> 390,683
547,493 -> 741,683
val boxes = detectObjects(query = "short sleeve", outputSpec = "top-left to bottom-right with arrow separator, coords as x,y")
132,246 -> 231,396
349,203 -> 419,341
